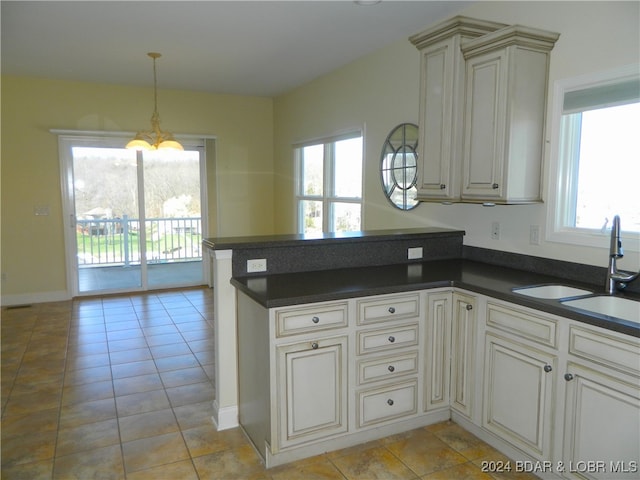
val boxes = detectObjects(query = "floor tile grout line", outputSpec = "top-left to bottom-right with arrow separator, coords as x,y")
51,300 -> 76,479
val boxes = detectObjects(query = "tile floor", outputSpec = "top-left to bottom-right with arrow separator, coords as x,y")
1,287 -> 536,480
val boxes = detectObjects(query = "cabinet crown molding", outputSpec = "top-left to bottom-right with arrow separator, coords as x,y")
409,15 -> 507,50
461,25 -> 560,58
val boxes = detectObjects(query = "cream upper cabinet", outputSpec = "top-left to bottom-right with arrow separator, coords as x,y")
410,17 -> 506,202
460,26 -> 559,203
411,19 -> 558,204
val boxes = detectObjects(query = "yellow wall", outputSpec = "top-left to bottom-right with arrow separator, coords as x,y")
273,1 -> 640,267
1,76 -> 273,301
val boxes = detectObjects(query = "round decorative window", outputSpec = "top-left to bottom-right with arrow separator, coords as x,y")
380,123 -> 419,210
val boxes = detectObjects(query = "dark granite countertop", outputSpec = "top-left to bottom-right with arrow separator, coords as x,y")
231,259 -> 640,338
203,227 -> 464,250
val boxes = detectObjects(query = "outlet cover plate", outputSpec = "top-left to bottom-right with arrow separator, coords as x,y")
247,258 -> 267,273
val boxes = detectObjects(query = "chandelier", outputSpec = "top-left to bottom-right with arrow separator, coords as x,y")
126,52 -> 183,151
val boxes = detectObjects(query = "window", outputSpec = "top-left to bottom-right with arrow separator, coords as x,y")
295,133 -> 363,234
548,66 -> 640,249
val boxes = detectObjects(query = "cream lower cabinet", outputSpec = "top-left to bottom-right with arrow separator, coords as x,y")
483,332 -> 556,460
481,301 -> 558,461
450,291 -> 477,418
424,291 -> 452,411
355,293 -> 422,428
275,336 -> 348,450
238,287 -> 639,473
561,324 -> 640,480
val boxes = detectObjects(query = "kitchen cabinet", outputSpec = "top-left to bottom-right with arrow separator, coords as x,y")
483,332 -> 556,460
237,293 -> 350,464
450,291 -> 476,418
482,301 -> 558,460
410,16 -> 506,201
561,324 -> 640,479
276,336 -> 348,449
460,26 -> 559,203
237,282 -> 639,472
411,19 -> 558,203
355,292 -> 422,427
424,291 -> 451,411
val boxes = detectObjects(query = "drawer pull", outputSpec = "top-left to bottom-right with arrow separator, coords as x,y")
544,364 -> 553,373
440,184 -> 446,189
311,342 -> 319,350
387,399 -> 394,406
466,304 -> 473,311
388,336 -> 395,343
311,316 -> 320,324
564,373 -> 574,381
388,307 -> 396,314
492,183 -> 499,189
388,365 -> 395,372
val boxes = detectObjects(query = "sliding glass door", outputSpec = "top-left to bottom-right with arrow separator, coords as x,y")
60,135 -> 206,296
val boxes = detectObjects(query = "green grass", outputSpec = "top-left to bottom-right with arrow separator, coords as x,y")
76,232 -> 202,263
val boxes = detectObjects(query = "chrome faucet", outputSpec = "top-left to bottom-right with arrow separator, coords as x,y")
605,215 -> 639,294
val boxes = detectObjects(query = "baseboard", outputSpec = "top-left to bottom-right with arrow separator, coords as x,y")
1,290 -> 70,307
212,400 -> 239,431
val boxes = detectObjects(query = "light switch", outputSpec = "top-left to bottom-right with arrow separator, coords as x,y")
34,205 -> 50,216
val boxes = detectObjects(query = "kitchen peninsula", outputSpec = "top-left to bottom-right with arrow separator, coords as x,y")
203,228 -> 639,474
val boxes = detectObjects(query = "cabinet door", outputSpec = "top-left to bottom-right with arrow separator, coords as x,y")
462,51 -> 506,200
424,292 -> 451,411
416,39 -> 460,200
275,336 -> 348,450
562,362 -> 640,480
450,292 -> 476,417
483,333 -> 555,460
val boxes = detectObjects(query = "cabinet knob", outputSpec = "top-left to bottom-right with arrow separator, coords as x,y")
466,304 -> 473,311
564,373 -> 574,381
388,336 -> 395,343
388,307 -> 396,314
311,316 -> 320,324
492,183 -> 499,189
544,365 -> 553,373
387,399 -> 394,406
440,184 -> 446,189
311,342 -> 319,350
388,365 -> 395,372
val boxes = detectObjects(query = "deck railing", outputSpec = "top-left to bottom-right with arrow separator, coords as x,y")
76,216 -> 202,267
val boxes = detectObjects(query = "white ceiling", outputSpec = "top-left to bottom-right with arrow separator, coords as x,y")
1,1 -> 471,97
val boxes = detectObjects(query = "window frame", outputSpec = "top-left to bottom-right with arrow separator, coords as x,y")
294,130 -> 364,234
546,64 -> 640,252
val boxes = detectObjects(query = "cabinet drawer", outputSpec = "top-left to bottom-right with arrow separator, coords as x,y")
357,293 -> 420,325
487,302 -> 557,348
358,381 -> 417,428
275,302 -> 348,337
569,325 -> 640,377
357,324 -> 419,355
357,351 -> 419,385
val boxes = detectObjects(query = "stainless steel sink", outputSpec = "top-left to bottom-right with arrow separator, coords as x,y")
513,285 -> 593,299
561,296 -> 640,324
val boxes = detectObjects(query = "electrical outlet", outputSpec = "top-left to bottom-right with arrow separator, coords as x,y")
491,221 -> 500,240
247,258 -> 267,273
408,247 -> 423,260
530,225 -> 540,245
